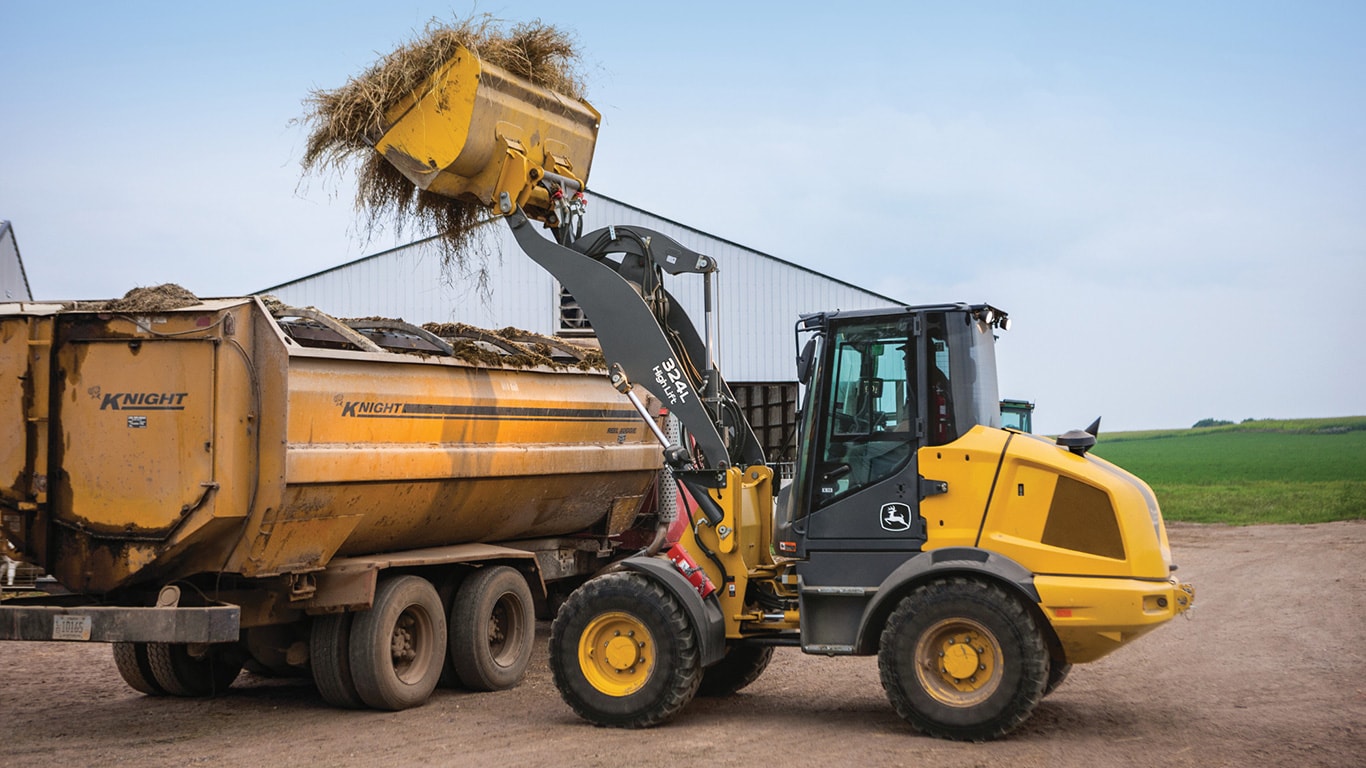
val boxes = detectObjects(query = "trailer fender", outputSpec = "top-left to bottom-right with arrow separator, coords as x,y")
854,547 -> 1040,654
616,556 -> 726,667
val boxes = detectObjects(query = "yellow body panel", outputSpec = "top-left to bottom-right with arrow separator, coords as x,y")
372,45 -> 600,217
923,426 -> 1172,581
1035,574 -> 1194,663
980,432 -> 1171,580
919,427 -> 1012,549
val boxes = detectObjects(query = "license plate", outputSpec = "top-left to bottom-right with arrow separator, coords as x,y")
52,614 -> 92,641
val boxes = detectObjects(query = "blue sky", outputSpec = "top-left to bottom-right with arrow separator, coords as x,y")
1,1 -> 1362,433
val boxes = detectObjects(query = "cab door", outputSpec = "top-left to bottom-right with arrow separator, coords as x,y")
803,316 -> 924,548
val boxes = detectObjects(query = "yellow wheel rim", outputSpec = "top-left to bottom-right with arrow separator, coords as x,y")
578,611 -> 654,697
914,617 -> 1003,707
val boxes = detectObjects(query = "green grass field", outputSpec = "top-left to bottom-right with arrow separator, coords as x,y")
1089,417 -> 1366,525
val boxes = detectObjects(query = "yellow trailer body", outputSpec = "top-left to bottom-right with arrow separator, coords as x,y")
0,298 -> 659,596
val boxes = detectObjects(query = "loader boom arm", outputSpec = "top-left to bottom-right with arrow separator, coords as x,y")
507,209 -> 764,472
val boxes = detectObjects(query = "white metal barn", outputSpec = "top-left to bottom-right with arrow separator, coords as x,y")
0,222 -> 33,301
260,194 -> 900,461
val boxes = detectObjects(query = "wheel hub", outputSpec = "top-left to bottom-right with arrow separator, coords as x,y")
915,618 -> 1003,706
604,634 -> 641,671
942,637 -> 981,680
392,617 -> 416,662
578,611 -> 654,696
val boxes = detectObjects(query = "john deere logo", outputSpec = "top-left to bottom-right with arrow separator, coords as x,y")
881,503 -> 912,532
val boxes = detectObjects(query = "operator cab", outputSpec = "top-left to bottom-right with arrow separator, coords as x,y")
776,304 -> 1007,558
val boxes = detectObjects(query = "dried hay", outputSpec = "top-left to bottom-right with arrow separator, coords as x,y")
298,14 -> 586,284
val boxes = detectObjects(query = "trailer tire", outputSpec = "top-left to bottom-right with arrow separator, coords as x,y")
349,575 -> 446,710
878,577 -> 1048,741
146,642 -> 242,697
696,644 -> 774,697
549,571 -> 701,728
310,612 -> 365,708
112,642 -> 165,696
437,576 -> 465,689
449,565 -> 535,691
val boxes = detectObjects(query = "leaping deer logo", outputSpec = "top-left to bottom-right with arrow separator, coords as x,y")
881,503 -> 912,532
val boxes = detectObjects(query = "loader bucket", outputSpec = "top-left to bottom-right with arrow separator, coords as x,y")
370,45 -> 600,216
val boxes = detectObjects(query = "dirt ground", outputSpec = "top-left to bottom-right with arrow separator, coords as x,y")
2,522 -> 1362,767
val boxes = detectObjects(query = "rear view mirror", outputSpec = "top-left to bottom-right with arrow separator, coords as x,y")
796,338 -> 817,385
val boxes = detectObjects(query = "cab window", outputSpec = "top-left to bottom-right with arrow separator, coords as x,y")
814,320 -> 916,507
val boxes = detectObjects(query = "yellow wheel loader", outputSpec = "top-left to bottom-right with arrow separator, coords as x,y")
379,44 -> 1196,740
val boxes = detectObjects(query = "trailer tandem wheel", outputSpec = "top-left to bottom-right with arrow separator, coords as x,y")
145,642 -> 243,697
310,612 -> 365,708
112,642 -> 165,695
449,565 -> 535,691
348,575 -> 447,710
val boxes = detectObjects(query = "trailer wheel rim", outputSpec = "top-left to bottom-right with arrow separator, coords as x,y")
578,611 -> 654,696
914,617 -> 1003,707
391,605 -> 437,684
488,594 -> 522,667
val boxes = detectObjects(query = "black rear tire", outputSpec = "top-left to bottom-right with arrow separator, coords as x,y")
549,572 -> 701,728
145,642 -> 242,697
449,565 -> 535,692
878,577 -> 1048,741
349,575 -> 446,710
112,642 -> 164,696
697,644 -> 774,697
1044,660 -> 1072,697
310,612 -> 365,708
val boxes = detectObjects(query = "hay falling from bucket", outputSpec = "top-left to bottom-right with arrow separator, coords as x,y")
297,14 -> 586,281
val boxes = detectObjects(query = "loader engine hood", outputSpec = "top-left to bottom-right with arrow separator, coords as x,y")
988,430 -> 1174,580
922,426 -> 1175,582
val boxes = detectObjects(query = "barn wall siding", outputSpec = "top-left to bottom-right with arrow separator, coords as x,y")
262,195 -> 899,382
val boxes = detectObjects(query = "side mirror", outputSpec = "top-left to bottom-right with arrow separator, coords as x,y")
1057,427 -> 1098,455
796,338 -> 817,385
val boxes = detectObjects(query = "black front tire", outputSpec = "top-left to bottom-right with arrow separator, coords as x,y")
549,572 -> 701,728
878,577 -> 1048,741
